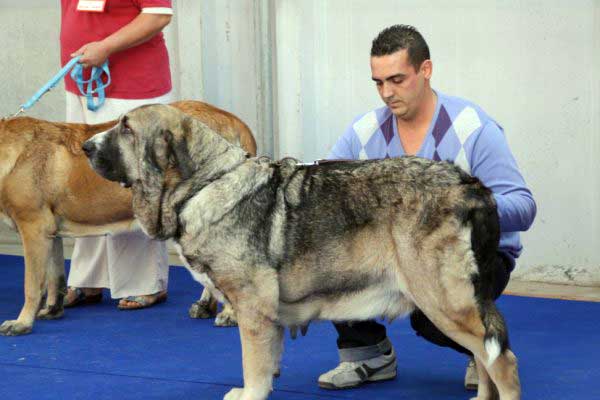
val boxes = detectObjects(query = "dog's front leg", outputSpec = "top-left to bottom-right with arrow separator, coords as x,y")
188,287 -> 218,319
224,315 -> 281,400
0,220 -> 53,336
215,302 -> 238,327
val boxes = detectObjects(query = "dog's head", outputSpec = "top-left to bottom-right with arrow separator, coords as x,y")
83,104 -> 188,188
83,104 -> 248,239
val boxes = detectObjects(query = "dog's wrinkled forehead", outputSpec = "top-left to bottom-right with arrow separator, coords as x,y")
120,104 -> 177,134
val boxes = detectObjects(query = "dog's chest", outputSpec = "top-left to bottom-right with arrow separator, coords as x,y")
172,242 -> 226,303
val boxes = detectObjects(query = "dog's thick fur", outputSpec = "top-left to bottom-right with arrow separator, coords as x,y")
0,101 -> 255,336
85,104 -> 521,400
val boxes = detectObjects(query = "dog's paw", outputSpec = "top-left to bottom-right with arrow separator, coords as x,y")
223,388 -> 244,400
214,308 -> 238,327
188,299 -> 217,319
0,320 -> 32,336
37,305 -> 64,320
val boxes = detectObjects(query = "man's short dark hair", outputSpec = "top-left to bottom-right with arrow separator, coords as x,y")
371,25 -> 430,72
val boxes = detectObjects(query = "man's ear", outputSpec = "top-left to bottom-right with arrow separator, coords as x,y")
420,59 -> 433,80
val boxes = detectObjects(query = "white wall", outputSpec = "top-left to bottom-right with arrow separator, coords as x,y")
0,2 -> 63,120
274,0 -> 600,284
0,1 -> 598,284
199,0 -> 275,156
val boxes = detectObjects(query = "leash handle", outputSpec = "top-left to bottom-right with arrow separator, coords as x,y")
20,56 -> 83,111
70,61 -> 111,112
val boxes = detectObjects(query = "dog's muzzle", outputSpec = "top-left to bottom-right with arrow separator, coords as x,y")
82,140 -> 97,158
82,135 -> 132,188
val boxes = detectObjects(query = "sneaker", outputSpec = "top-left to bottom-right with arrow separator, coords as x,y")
318,348 -> 397,390
464,357 -> 478,391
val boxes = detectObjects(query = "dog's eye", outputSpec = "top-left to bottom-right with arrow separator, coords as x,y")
121,122 -> 133,135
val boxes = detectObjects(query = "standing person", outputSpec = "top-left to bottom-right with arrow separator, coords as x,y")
61,0 -> 174,310
318,25 -> 536,391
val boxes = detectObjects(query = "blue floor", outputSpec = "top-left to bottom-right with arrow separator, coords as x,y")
0,253 -> 599,399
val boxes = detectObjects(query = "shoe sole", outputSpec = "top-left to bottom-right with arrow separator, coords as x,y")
465,383 -> 478,391
318,371 -> 397,390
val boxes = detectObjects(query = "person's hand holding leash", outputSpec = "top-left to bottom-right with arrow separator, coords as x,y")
71,41 -> 111,68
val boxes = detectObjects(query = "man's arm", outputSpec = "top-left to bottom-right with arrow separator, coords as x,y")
470,122 -> 537,232
72,13 -> 172,68
327,130 -> 355,160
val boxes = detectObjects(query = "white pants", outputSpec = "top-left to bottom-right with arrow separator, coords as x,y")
66,91 -> 173,299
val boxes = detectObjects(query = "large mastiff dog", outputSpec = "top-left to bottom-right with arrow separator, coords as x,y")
85,104 -> 521,400
0,101 -> 255,336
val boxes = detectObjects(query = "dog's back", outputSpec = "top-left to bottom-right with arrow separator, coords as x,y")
270,157 -> 497,263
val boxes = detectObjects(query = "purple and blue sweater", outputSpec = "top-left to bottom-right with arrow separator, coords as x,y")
327,91 -> 537,269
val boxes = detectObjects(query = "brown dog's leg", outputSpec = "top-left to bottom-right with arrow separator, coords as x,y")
37,237 -> 66,320
0,219 -> 53,336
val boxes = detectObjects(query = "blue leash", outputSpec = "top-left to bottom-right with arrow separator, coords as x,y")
12,55 -> 110,117
70,58 -> 111,112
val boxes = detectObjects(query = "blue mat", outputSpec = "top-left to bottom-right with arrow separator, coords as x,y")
0,254 -> 598,399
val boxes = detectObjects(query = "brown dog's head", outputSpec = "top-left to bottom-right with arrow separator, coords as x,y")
83,104 -> 248,239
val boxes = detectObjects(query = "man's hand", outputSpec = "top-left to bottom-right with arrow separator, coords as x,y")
71,41 -> 112,68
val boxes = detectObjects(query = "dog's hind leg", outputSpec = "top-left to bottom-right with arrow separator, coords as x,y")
479,349 -> 520,400
472,355 -> 499,400
0,216 -> 54,336
37,237 -> 66,320
420,307 -> 520,400
475,301 -> 521,400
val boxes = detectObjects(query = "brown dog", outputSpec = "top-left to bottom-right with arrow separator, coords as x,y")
0,101 -> 255,336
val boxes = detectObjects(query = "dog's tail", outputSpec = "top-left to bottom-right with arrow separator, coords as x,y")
462,179 -> 510,366
480,299 -> 509,366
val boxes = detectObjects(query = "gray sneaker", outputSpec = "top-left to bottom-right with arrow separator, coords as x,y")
464,357 -> 478,391
318,348 -> 397,390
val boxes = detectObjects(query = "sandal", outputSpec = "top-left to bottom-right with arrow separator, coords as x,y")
117,291 -> 168,310
64,287 -> 103,308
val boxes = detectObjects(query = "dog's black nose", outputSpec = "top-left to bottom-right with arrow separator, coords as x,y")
82,141 -> 96,157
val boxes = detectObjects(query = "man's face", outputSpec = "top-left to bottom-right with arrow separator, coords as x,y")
370,49 -> 431,120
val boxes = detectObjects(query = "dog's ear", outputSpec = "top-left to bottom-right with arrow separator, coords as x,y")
163,128 -> 195,180
179,116 -> 198,143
